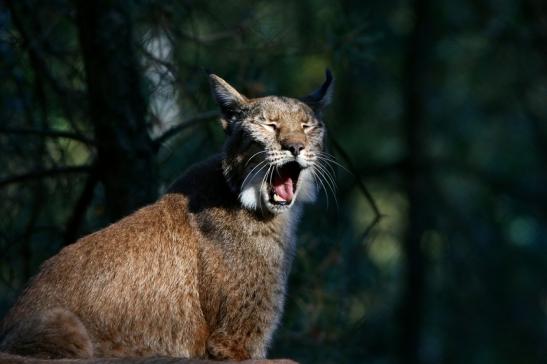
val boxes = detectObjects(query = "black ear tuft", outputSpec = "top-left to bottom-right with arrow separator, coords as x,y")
301,69 -> 334,112
209,74 -> 248,118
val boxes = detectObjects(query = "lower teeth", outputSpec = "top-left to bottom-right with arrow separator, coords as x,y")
273,192 -> 287,204
273,193 -> 286,203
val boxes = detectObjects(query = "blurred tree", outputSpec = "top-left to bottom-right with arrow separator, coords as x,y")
75,0 -> 158,222
398,0 -> 431,363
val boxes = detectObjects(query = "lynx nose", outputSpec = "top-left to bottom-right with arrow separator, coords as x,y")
283,142 -> 305,157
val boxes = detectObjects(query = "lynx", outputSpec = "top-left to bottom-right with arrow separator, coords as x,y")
0,71 -> 334,361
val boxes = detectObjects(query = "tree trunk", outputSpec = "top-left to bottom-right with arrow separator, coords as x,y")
74,0 -> 158,221
398,0 -> 432,363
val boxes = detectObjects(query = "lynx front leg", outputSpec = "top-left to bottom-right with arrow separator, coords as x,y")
206,282 -> 285,361
206,329 -> 250,361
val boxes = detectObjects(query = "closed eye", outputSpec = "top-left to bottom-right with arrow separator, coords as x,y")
302,123 -> 313,130
264,123 -> 277,131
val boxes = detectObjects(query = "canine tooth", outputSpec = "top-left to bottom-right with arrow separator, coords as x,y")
273,193 -> 286,202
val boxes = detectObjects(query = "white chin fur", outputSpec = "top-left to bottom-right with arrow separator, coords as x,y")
239,184 -> 260,210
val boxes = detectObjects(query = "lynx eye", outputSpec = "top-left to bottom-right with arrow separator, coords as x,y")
264,123 -> 278,131
302,123 -> 313,130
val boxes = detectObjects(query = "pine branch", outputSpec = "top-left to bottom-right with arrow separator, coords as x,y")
0,127 -> 94,145
153,110 -> 220,148
328,134 -> 383,240
0,166 -> 91,189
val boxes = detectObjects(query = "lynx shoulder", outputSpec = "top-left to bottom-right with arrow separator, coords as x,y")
0,71 -> 334,361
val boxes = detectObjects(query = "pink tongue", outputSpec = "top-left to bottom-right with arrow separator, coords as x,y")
273,175 -> 294,202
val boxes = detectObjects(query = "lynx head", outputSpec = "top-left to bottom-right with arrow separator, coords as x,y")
209,70 -> 334,215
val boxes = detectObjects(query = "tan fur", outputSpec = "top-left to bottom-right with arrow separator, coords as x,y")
0,73 -> 333,361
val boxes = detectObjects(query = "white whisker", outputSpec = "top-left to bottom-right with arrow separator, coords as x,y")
309,167 -> 329,209
315,161 -> 338,190
313,165 -> 338,209
315,156 -> 337,176
241,160 -> 268,189
316,153 -> 350,174
244,150 -> 267,167
258,164 -> 273,214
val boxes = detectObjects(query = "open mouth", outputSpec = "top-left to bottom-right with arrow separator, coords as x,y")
269,161 -> 302,206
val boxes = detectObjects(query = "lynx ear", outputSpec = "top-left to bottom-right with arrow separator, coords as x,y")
209,74 -> 248,125
301,69 -> 334,112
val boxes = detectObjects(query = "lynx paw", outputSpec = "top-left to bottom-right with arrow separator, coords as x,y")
206,332 -> 250,361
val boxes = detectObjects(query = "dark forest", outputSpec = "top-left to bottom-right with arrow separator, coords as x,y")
1,0 -> 546,363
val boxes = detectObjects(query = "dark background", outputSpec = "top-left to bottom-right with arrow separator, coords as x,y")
1,1 -> 546,363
